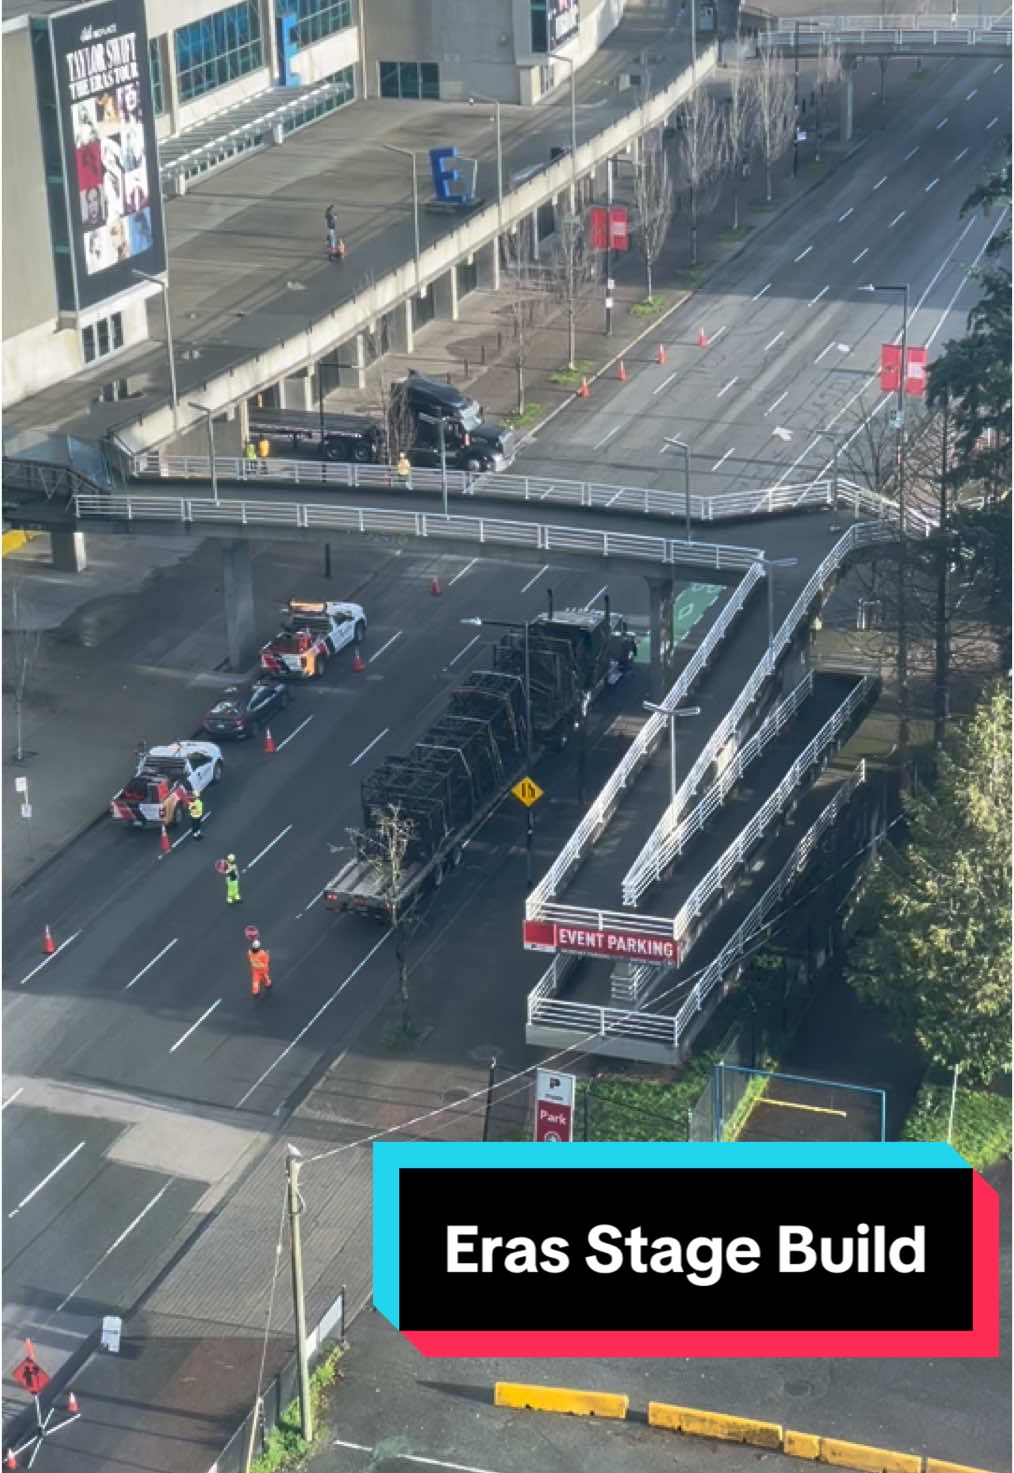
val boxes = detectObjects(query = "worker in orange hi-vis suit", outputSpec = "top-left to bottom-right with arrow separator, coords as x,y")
248,938 -> 272,997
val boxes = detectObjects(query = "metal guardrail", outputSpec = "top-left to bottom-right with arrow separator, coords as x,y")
762,10 -> 1010,29
72,491 -> 762,572
762,23 -> 1012,45
132,454 -> 936,535
525,561 -> 765,927
621,520 -> 890,904
2,456 -> 104,502
526,762 -> 866,1056
670,676 -> 875,951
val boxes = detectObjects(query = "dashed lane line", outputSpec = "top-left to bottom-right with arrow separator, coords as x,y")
953,147 -> 969,163
447,636 -> 479,668
904,146 -> 919,160
808,285 -> 830,306
764,390 -> 788,417
276,715 -> 314,750
889,211 -> 907,228
593,424 -> 621,450
793,244 -> 813,261
986,116 -> 999,129
652,370 -> 678,395
169,999 -> 222,1054
17,930 -> 82,987
125,938 -> 179,990
448,558 -> 477,586
924,178 -> 939,193
350,730 -> 390,766
8,1141 -> 86,1218
367,632 -> 402,664
333,1444 -> 507,1473
852,247 -> 869,264
764,330 -> 784,352
936,116 -> 949,129
838,208 -> 854,222
584,584 -> 609,609
1,1088 -> 24,1111
56,1181 -> 173,1312
752,281 -> 771,300
711,448 -> 735,472
520,564 -> 549,593
245,824 -> 293,869
873,175 -> 888,190
716,377 -> 738,398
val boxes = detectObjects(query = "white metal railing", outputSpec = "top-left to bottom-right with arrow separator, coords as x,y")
526,561 -> 765,925
669,676 -> 875,949
761,22 -> 1011,45
621,521 -> 889,904
131,454 -> 936,535
72,493 -> 761,572
526,762 -> 866,1055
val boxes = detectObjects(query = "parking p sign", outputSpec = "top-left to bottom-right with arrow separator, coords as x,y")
534,1069 -> 575,1142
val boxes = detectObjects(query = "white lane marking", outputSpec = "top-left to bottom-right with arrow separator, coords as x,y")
873,175 -> 888,190
350,729 -> 390,766
125,938 -> 179,991
764,390 -> 788,416
56,1182 -> 173,1312
889,211 -> 907,228
17,930 -> 82,988
965,88 -> 978,101
593,424 -> 621,450
904,146 -> 919,161
814,342 -> 835,364
924,178 -> 940,193
2,1088 -> 24,1111
764,330 -> 784,352
448,558 -> 477,587
276,715 -> 314,750
953,147 -> 969,163
447,635 -> 479,668
333,1445 -> 510,1473
306,888 -> 325,911
773,435 -> 821,488
852,247 -> 869,263
808,285 -> 830,306
652,369 -> 678,395
711,448 -> 735,472
936,116 -> 949,130
235,931 -> 392,1109
168,807 -> 213,852
520,564 -> 549,593
169,999 -> 222,1054
986,115 -> 999,129
245,823 -> 293,869
994,64 -> 1004,74
838,208 -> 854,222
8,1141 -> 86,1218
772,426 -> 793,442
583,584 -> 609,609
367,632 -> 402,664
716,376 -> 738,398
752,281 -> 771,300
794,244 -> 813,261
708,325 -> 727,344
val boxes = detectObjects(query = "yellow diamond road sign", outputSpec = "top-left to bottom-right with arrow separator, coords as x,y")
512,776 -> 544,808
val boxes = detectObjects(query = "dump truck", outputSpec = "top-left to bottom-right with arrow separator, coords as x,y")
323,608 -> 637,919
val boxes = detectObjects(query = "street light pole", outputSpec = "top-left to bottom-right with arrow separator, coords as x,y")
643,702 -> 701,806
188,401 -> 218,505
662,436 -> 693,544
555,54 -> 579,195
813,428 -> 845,529
133,268 -> 177,410
285,1146 -> 313,1443
756,556 -> 799,673
468,95 -> 504,221
383,143 -> 421,293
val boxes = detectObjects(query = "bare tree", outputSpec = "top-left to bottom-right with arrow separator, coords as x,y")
348,802 -> 417,1033
499,220 -> 547,415
812,37 -> 841,164
376,369 -> 418,466
747,49 -> 794,203
677,90 -> 724,266
548,211 -> 599,370
722,64 -> 755,232
632,129 -> 674,298
5,582 -> 41,765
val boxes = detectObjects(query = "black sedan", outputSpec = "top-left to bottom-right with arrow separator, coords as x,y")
201,679 -> 291,740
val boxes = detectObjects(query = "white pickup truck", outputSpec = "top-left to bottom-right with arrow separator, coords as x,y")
110,741 -> 223,827
259,598 -> 367,679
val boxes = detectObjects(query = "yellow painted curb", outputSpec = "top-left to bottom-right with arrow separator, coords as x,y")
493,1382 -> 628,1419
648,1401 -> 782,1448
820,1437 -> 921,1473
926,1462 -> 998,1473
2,529 -> 39,555
786,1430 -> 823,1459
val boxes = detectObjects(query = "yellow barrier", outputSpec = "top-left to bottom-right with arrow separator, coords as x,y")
493,1383 -> 628,1419
786,1430 -> 823,1459
926,1462 -> 998,1473
647,1402 -> 782,1448
2,529 -> 39,556
820,1436 -> 921,1473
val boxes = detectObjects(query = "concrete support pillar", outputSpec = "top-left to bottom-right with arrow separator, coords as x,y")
223,539 -> 257,672
335,333 -> 367,391
432,264 -> 459,321
389,300 -> 415,353
479,235 -> 501,291
279,370 -> 314,410
529,207 -> 540,261
50,530 -> 87,572
237,399 -> 250,445
647,578 -> 675,700
840,62 -> 855,144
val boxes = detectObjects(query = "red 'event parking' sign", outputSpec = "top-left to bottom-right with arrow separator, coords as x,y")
523,918 -> 680,964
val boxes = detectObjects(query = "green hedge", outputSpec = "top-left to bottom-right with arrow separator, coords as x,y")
902,1084 -> 1011,1171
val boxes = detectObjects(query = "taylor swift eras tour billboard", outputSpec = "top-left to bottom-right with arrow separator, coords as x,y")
50,0 -> 166,310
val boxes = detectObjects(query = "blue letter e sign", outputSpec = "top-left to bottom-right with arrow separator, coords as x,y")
429,147 -> 462,202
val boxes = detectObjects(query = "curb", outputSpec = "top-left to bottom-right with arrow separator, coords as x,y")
496,1386 -> 999,1473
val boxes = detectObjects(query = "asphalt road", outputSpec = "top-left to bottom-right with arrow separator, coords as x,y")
3,48 -> 1009,1468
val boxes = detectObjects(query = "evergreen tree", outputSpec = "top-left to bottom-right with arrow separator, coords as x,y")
847,684 -> 1011,1085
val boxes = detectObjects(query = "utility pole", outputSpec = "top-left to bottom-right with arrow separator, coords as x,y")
792,21 -> 801,177
934,394 -> 951,747
286,1146 -> 313,1443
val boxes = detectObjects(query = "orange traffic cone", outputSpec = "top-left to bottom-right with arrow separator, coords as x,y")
697,326 -> 708,348
617,359 -> 628,382
657,344 -> 667,366
431,576 -> 442,596
577,376 -> 590,399
6,1448 -> 17,1469
43,925 -> 56,956
351,647 -> 365,673
67,1391 -> 79,1415
159,824 -> 171,855
263,727 -> 276,755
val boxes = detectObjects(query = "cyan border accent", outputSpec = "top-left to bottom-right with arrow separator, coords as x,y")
372,1141 -> 966,1327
